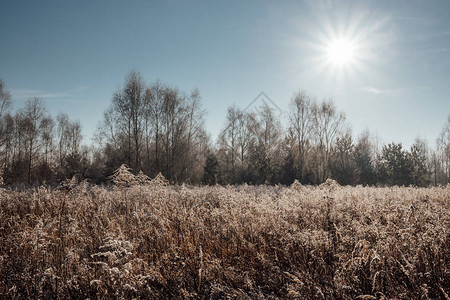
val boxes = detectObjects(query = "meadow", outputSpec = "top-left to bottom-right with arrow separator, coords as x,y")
0,179 -> 449,299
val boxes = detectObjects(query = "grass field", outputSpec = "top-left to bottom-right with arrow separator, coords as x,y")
1,181 -> 449,299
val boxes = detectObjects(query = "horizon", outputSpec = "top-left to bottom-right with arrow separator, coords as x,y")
1,0 -> 450,149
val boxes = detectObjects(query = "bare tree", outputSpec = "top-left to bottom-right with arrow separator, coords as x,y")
112,70 -> 147,170
156,86 -> 207,182
144,81 -> 166,172
245,106 -> 282,184
68,120 -> 82,155
180,89 -> 207,181
56,113 -> 84,177
1,114 -> 14,171
57,113 -> 70,168
0,79 -> 12,120
218,107 -> 257,183
97,73 -> 208,183
312,99 -> 346,182
21,97 -> 45,183
221,106 -> 240,174
256,106 -> 281,152
410,137 -> 430,187
95,107 -> 119,149
236,109 -> 252,164
0,80 -> 13,172
288,91 -> 314,181
436,115 -> 450,184
40,116 -> 55,164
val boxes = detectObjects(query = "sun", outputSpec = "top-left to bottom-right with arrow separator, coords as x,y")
288,10 -> 387,84
326,39 -> 355,67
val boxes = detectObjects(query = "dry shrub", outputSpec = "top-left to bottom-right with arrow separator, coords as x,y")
150,172 -> 169,186
320,178 -> 341,189
134,171 -> 151,185
290,179 -> 304,192
0,184 -> 449,299
109,164 -> 136,187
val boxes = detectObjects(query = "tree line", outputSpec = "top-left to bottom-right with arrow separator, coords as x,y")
0,72 -> 449,187
211,92 -> 449,187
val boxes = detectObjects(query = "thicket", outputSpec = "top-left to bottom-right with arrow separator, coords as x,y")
0,75 -> 449,187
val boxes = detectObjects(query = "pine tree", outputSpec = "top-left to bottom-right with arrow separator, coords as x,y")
377,143 -> 414,186
202,153 -> 219,185
410,142 -> 430,187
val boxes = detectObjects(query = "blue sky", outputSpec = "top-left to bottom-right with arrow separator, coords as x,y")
1,0 -> 449,149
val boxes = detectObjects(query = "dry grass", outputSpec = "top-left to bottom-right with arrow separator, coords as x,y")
0,183 -> 449,299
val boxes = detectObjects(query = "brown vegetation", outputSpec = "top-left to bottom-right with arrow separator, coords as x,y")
0,182 -> 449,299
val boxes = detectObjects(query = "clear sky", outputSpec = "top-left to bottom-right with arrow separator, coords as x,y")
1,0 -> 449,149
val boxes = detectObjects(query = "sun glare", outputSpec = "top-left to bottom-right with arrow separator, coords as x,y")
326,39 -> 355,66
290,11 -> 386,84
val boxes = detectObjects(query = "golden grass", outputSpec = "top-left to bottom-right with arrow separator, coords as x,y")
0,183 -> 449,299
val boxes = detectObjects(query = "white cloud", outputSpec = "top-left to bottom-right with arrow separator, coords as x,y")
358,85 -> 429,95
11,85 -> 91,102
11,89 -> 68,99
358,86 -> 395,95
46,98 -> 92,104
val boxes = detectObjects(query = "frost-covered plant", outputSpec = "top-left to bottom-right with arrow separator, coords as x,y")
0,183 -> 449,299
291,179 -> 304,191
91,235 -> 134,268
320,178 -> 341,191
150,172 -> 169,186
57,175 -> 79,191
135,170 -> 151,185
109,164 -> 136,187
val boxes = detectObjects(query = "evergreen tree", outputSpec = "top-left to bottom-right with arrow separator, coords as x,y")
202,153 -> 219,185
410,140 -> 430,187
377,143 -> 414,186
330,133 -> 357,185
280,129 -> 298,185
354,132 -> 376,185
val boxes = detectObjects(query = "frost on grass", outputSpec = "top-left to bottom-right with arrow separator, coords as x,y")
135,171 -> 151,185
320,178 -> 341,190
109,164 -> 136,187
0,184 -> 449,299
290,179 -> 304,191
150,172 -> 169,186
109,165 -> 168,187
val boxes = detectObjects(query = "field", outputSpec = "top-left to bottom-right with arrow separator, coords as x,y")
0,181 -> 449,299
